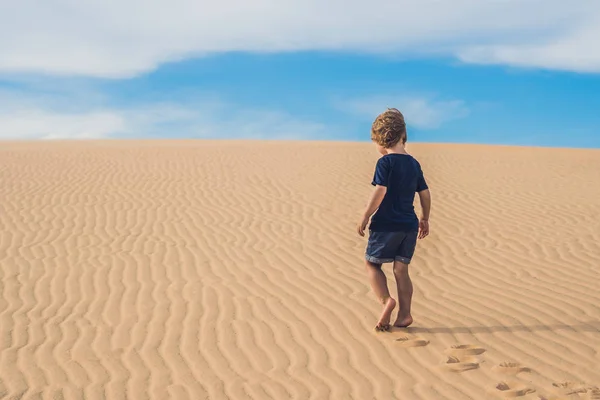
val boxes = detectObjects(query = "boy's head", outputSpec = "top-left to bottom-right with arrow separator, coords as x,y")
371,108 -> 407,151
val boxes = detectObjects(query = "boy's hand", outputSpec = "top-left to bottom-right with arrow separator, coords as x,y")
357,215 -> 369,237
358,186 -> 386,237
418,219 -> 429,239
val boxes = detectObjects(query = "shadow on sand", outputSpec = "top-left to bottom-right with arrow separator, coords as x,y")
406,322 -> 600,334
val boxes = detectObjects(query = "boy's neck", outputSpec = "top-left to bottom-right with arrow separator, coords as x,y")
386,143 -> 408,155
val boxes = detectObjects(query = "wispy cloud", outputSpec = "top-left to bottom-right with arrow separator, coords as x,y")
0,111 -> 125,140
0,87 -> 328,140
337,95 -> 470,130
0,1 -> 598,77
458,18 -> 600,73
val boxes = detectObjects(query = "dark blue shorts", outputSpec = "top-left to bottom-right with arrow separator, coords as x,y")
365,231 -> 418,264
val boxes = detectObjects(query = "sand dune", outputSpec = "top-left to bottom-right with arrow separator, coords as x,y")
1,140 -> 599,400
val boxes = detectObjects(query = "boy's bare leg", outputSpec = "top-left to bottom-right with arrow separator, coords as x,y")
393,261 -> 414,327
365,260 -> 396,331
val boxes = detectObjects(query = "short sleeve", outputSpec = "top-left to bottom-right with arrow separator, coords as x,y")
416,162 -> 428,192
371,157 -> 389,187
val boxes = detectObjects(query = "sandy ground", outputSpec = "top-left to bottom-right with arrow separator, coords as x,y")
1,140 -> 599,400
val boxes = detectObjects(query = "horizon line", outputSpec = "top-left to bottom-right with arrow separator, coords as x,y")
1,138 -> 598,151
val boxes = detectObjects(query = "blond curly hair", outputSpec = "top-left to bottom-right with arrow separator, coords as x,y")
371,108 -> 407,148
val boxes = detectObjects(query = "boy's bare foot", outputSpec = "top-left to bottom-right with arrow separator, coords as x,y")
394,314 -> 413,328
375,298 -> 396,331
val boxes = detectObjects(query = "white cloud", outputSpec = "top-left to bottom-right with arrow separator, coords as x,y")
0,111 -> 125,140
0,88 -> 327,140
119,103 -> 329,140
338,96 -> 469,129
458,14 -> 600,72
0,1 -> 599,77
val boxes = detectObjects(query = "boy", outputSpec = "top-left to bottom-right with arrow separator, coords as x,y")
357,108 -> 431,332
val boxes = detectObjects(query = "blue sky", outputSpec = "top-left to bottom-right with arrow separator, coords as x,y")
1,1 -> 599,148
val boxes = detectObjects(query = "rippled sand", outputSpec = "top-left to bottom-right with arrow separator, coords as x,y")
1,140 -> 599,399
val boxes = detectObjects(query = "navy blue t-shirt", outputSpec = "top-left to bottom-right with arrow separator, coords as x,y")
369,154 -> 428,232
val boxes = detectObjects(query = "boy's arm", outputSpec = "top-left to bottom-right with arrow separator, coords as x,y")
357,185 -> 387,237
417,189 -> 431,239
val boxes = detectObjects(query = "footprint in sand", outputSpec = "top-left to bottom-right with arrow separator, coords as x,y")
443,355 -> 481,372
493,381 -> 536,398
539,386 -> 600,400
492,362 -> 531,376
444,344 -> 486,357
394,335 -> 430,347
551,381 -> 590,396
588,387 -> 600,400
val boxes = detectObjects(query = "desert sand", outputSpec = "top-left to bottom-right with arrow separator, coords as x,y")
1,140 -> 599,400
